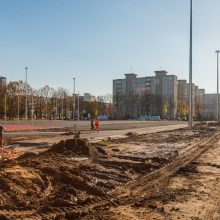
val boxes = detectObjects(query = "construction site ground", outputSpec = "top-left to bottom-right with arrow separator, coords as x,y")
0,123 -> 220,219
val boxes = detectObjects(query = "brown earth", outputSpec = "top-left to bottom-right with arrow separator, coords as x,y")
0,124 -> 219,219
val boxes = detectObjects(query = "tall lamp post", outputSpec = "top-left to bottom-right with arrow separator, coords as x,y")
25,67 -> 28,120
73,78 -> 75,120
188,0 -> 193,130
4,92 -> 6,126
62,91 -> 64,127
45,96 -> 48,125
17,90 -> 20,125
78,91 -> 80,121
216,50 -> 220,121
31,91 -> 34,126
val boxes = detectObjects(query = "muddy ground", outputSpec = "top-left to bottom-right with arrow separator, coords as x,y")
0,124 -> 219,219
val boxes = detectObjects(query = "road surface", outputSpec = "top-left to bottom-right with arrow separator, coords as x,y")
2,119 -> 187,131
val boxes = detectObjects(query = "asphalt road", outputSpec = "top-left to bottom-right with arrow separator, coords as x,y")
3,120 -> 187,131
3,120 -> 187,138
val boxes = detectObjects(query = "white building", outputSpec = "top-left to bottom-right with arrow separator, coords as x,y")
83,93 -> 96,102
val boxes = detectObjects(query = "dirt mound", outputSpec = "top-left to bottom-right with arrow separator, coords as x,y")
126,132 -> 138,136
177,162 -> 198,175
18,151 -> 39,159
47,138 -> 103,158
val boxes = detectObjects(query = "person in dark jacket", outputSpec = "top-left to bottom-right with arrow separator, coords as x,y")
91,118 -> 95,131
0,125 -> 5,148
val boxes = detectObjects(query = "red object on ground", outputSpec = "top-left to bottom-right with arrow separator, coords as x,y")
4,125 -> 57,132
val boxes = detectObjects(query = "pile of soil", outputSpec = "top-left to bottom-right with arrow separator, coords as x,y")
47,138 -> 102,158
177,162 -> 199,175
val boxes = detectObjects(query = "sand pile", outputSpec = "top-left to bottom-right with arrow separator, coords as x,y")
47,138 -> 103,158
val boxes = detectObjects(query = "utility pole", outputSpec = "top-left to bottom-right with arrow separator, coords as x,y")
78,91 -> 80,121
31,92 -> 34,126
45,96 -> 48,125
188,0 -> 193,130
4,93 -> 6,126
17,90 -> 20,125
73,78 -> 75,120
216,50 -> 220,121
25,67 -> 28,120
62,92 -> 64,127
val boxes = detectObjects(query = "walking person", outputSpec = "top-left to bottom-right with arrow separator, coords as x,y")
95,118 -> 100,132
0,125 -> 5,148
0,125 -> 5,159
90,118 -> 95,131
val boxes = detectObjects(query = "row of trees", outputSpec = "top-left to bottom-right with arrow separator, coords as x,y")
0,81 -> 112,120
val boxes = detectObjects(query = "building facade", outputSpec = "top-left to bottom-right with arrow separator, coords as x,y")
113,71 -> 177,119
177,79 -> 204,119
151,71 -> 177,119
83,93 -> 96,102
195,87 -> 205,119
0,76 -> 6,118
0,76 -> 6,93
203,94 -> 219,120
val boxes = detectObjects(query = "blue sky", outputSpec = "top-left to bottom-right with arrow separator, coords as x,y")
0,0 -> 220,96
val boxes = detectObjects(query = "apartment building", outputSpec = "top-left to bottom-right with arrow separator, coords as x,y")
195,87 -> 205,119
203,94 -> 219,120
83,93 -> 96,102
178,80 -> 188,101
113,70 -> 177,119
177,79 -> 205,119
0,76 -> 6,93
151,71 -> 177,119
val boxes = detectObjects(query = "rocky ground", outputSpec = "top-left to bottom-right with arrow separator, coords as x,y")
0,124 -> 219,219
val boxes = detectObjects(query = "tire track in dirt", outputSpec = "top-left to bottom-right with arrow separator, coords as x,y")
201,143 -> 220,220
114,131 -> 220,199
81,130 -> 220,219
0,155 -> 54,218
203,187 -> 220,220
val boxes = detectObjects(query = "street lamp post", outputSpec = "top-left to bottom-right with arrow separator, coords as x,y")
4,93 -> 6,126
31,92 -> 34,126
188,0 -> 193,130
78,91 -> 80,121
73,78 -> 75,120
17,91 -> 20,125
45,96 -> 48,126
62,92 -> 64,127
25,67 -> 28,120
216,50 -> 220,121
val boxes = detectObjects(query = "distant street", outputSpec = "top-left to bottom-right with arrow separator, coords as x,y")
3,120 -> 188,139
2,120 -> 187,132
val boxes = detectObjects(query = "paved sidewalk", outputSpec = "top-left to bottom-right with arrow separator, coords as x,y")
85,124 -> 187,142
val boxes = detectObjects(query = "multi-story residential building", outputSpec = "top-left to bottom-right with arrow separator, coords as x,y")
113,70 -> 177,119
195,87 -> 205,119
178,80 -> 188,101
0,76 -> 6,118
203,94 -> 219,120
177,79 -> 204,118
0,76 -> 6,93
83,93 -> 96,102
113,74 -> 133,118
151,71 -> 177,119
